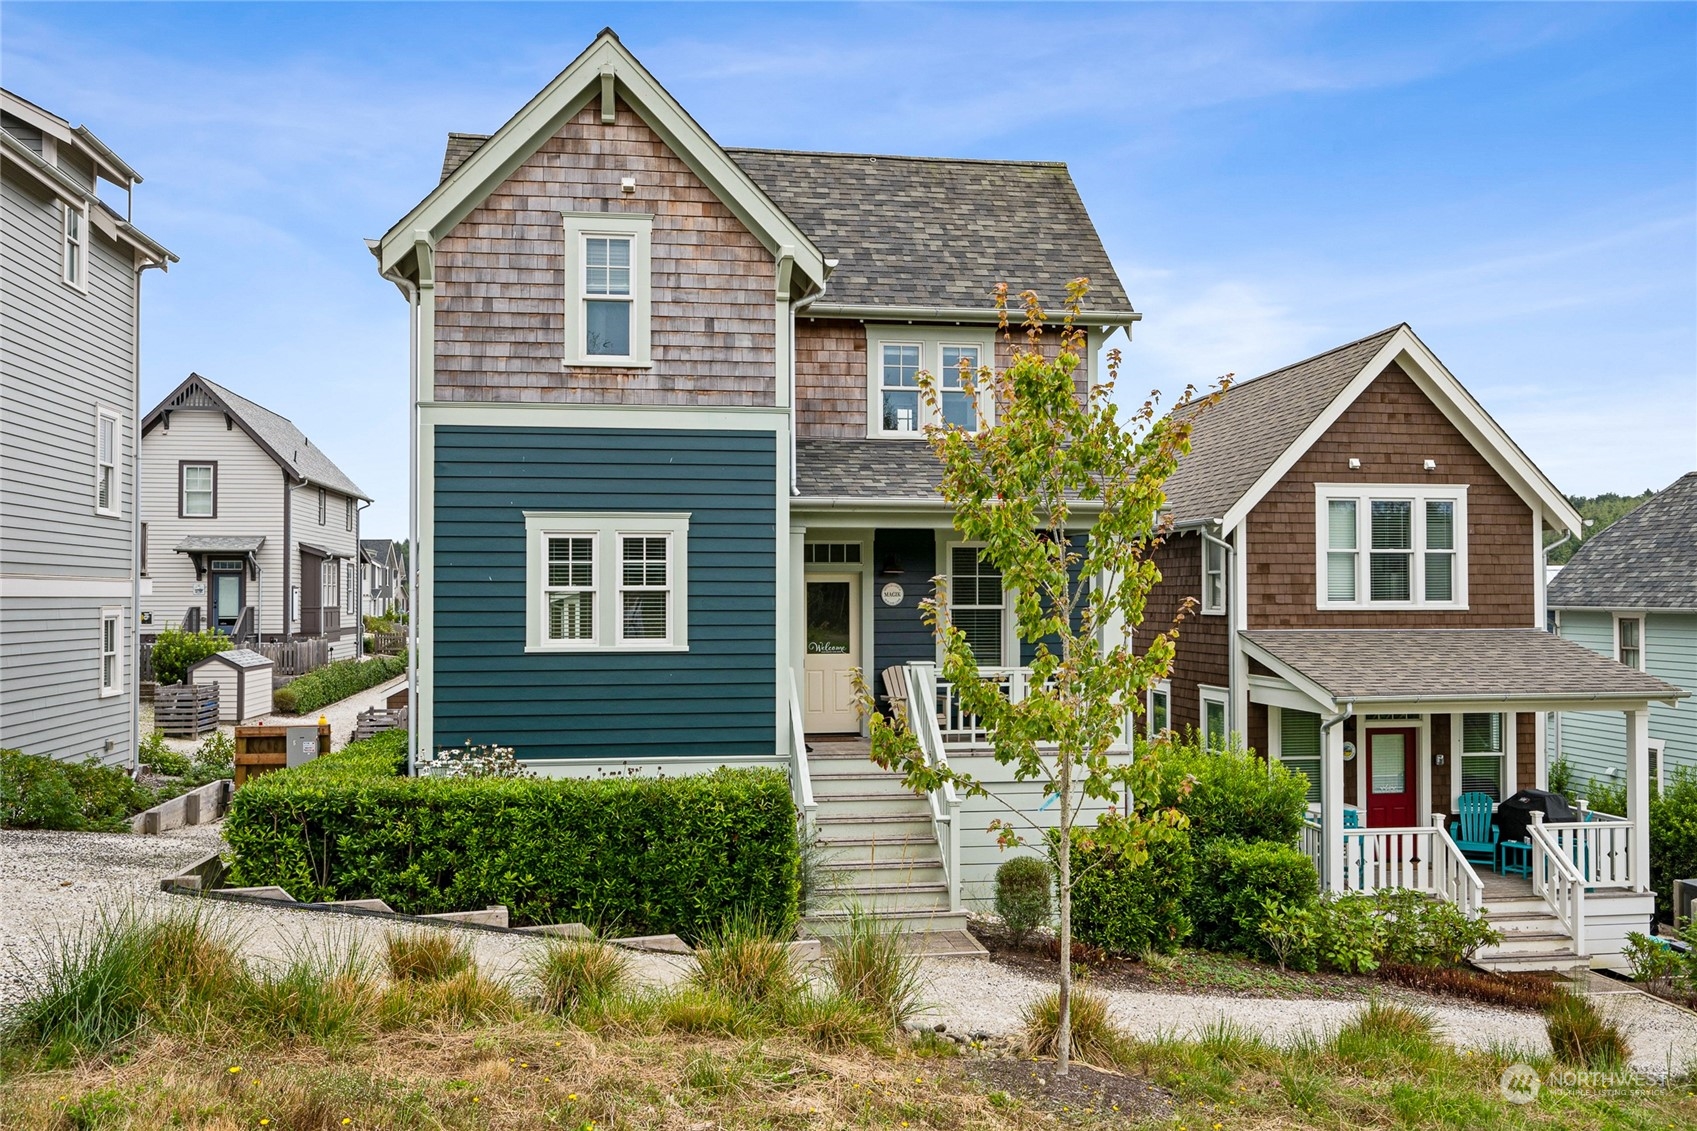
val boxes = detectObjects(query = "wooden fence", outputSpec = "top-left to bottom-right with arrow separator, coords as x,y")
369,632 -> 407,656
155,682 -> 219,738
352,706 -> 409,743
255,638 -> 331,677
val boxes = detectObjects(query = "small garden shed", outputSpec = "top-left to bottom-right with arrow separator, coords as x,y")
189,649 -> 275,723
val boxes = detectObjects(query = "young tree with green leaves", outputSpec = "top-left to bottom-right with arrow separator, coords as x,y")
856,281 -> 1221,1074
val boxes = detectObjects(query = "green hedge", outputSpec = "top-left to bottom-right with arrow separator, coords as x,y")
224,736 -> 799,939
1152,741 -> 1311,851
273,655 -> 406,715
1061,829 -> 1195,957
149,625 -> 231,686
1189,838 -> 1319,957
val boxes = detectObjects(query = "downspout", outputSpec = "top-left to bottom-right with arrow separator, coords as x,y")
129,254 -> 166,774
355,498 -> 371,660
379,258 -> 420,777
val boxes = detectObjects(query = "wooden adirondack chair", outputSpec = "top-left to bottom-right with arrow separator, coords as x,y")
1449,792 -> 1500,871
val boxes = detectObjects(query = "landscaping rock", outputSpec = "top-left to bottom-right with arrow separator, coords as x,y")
613,933 -> 693,955
786,938 -> 823,962
517,922 -> 595,939
420,905 -> 509,928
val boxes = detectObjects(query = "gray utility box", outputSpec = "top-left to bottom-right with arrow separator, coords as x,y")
285,726 -> 320,768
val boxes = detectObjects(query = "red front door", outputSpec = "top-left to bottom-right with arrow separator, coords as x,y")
1365,728 -> 1417,827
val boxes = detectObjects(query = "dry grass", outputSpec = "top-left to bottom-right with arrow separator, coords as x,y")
529,939 -> 631,1018
1018,985 -> 1127,1068
383,929 -> 473,983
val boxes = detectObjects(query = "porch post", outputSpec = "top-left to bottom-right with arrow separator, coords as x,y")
1625,707 -> 1651,893
1322,716 -> 1347,893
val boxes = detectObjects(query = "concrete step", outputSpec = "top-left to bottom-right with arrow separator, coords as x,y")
1478,931 -> 1578,958
1473,949 -> 1588,976
819,859 -> 946,880
821,880 -> 951,912
816,842 -> 943,868
811,774 -> 924,800
802,906 -> 972,938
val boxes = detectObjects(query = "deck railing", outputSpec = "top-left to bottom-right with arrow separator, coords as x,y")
1329,815 -> 1483,914
787,670 -> 817,838
1542,804 -> 1635,889
1530,814 -> 1587,955
904,662 -> 962,912
929,665 -> 1132,750
1300,815 -> 1325,874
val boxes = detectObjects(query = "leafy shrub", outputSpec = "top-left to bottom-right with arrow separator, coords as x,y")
148,625 -> 231,686
1258,897 -> 1319,972
994,856 -> 1052,943
1309,891 -> 1498,974
1545,991 -> 1631,1069
1547,756 -> 1574,801
0,750 -> 154,832
137,731 -> 188,777
225,741 -> 799,939
824,908 -> 925,1028
1316,893 -> 1386,974
1190,838 -> 1318,957
1020,986 -> 1124,1066
273,654 -> 405,715
1064,827 -> 1194,957
192,730 -> 235,778
1151,738 -> 1310,851
1650,767 -> 1697,920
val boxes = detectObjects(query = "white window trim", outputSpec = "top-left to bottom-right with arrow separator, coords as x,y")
1270,704 -> 1325,807
1450,710 -> 1507,807
1649,738 -> 1665,792
562,211 -> 654,368
345,497 -> 355,532
1612,612 -> 1645,671
943,540 -> 1016,667
1200,537 -> 1227,617
62,199 -> 89,292
866,324 -> 996,439
1146,679 -> 1172,738
1200,684 -> 1230,748
98,607 -> 122,697
1314,483 -> 1469,611
524,511 -> 689,653
94,407 -> 120,517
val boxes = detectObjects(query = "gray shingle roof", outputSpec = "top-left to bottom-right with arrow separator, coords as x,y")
438,135 -> 1131,316
1244,628 -> 1686,705
795,439 -> 946,501
1161,327 -> 1402,526
146,375 -> 369,501
192,648 -> 273,671
1548,473 -> 1697,611
174,535 -> 265,553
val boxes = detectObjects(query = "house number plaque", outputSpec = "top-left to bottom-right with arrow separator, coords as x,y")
880,582 -> 904,607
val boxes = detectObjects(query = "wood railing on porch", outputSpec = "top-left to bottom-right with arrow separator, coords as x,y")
1541,807 -> 1636,889
1530,817 -> 1587,956
1304,814 -> 1483,915
903,662 -> 963,913
927,665 -> 1131,750
787,670 -> 817,839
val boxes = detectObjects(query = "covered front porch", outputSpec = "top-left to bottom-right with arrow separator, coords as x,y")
1244,628 -> 1687,970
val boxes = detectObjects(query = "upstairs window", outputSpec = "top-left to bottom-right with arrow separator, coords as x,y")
1316,485 -> 1467,609
949,545 -> 1005,665
1201,538 -> 1227,616
345,497 -> 355,532
868,327 -> 995,437
1616,616 -> 1643,670
94,409 -> 119,516
563,213 -> 653,368
317,487 -> 327,525
525,512 -> 688,653
63,201 -> 88,290
880,344 -> 922,433
939,345 -> 981,430
180,463 -> 215,518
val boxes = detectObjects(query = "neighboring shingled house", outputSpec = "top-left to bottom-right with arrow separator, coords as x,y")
139,374 -> 370,659
1550,472 -> 1697,789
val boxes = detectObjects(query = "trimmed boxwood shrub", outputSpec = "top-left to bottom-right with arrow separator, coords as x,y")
1189,837 -> 1319,957
1061,829 -> 1195,956
1152,739 -> 1310,851
224,734 -> 799,940
273,655 -> 406,715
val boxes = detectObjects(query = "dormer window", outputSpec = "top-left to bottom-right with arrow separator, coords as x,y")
563,212 -> 652,368
867,326 -> 994,438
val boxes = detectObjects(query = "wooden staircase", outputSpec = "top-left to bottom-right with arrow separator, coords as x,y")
1473,889 -> 1588,975
800,739 -> 984,957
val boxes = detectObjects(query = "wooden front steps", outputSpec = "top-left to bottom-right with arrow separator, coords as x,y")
1471,876 -> 1653,975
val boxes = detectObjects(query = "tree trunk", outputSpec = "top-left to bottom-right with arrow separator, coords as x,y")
1057,746 -> 1073,1075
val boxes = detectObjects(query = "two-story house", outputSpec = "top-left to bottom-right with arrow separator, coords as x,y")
360,538 -> 406,620
1145,325 -> 1685,970
374,29 -> 1137,936
1550,472 -> 1695,791
139,374 -> 370,659
0,89 -> 175,766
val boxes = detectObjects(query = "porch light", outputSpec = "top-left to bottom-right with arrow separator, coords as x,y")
880,553 -> 904,576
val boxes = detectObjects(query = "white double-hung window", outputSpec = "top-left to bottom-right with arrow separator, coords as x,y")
1201,538 -> 1227,616
1457,711 -> 1505,801
868,326 -> 994,437
63,200 -> 88,290
948,544 -> 1006,665
563,212 -> 653,367
1316,485 -> 1467,609
99,608 -> 121,696
94,409 -> 119,516
525,512 -> 688,652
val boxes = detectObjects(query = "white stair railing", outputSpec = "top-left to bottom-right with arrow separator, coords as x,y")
1428,814 -> 1486,916
1342,826 -> 1438,895
1542,805 -> 1635,889
1529,812 -> 1587,957
1300,815 -> 1324,876
904,662 -> 962,912
787,670 -> 817,838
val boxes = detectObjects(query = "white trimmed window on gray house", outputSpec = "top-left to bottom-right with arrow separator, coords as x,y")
62,199 -> 88,290
99,608 -> 121,696
1316,484 -> 1467,609
562,212 -> 653,367
94,408 -> 119,516
317,486 -> 327,525
181,463 -> 214,517
524,512 -> 688,652
345,497 -> 355,532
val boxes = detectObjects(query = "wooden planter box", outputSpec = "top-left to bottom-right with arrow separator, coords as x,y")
234,722 -> 330,787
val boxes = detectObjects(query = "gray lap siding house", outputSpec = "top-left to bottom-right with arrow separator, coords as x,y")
0,91 -> 173,765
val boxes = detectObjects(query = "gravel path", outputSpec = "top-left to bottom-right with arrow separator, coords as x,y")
916,956 -> 1697,1079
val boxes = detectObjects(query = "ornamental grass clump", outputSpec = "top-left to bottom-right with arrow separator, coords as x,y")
1331,1000 -> 1439,1068
691,914 -> 801,1011
383,929 -> 473,983
1020,986 -> 1124,1067
824,908 -> 924,1028
1545,990 -> 1632,1069
533,939 -> 632,1018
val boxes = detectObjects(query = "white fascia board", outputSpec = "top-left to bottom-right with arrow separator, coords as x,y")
1237,634 -> 1340,714
1218,326 -> 1581,535
377,34 -> 825,288
420,402 -> 787,432
806,303 -> 1139,329
0,133 -> 176,264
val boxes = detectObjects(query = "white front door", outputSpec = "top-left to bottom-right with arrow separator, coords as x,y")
804,573 -> 860,734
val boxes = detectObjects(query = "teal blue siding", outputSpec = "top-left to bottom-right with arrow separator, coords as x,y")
1557,610 -> 1697,788
433,426 -> 777,760
871,529 -> 937,682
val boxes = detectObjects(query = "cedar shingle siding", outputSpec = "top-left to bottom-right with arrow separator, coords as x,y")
1143,531 -> 1229,732
795,320 -> 866,437
433,100 -> 776,405
1246,363 -> 1535,629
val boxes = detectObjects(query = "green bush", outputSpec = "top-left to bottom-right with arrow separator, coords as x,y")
1189,838 -> 1319,957
1309,890 -> 1498,974
1150,739 -> 1310,851
1585,766 -> 1697,920
273,654 -> 405,715
137,731 -> 188,777
0,750 -> 154,832
1063,827 -> 1194,956
148,625 -> 231,686
225,737 -> 799,939
994,856 -> 1052,943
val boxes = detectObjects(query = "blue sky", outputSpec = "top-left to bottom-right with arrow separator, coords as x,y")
4,2 -> 1692,537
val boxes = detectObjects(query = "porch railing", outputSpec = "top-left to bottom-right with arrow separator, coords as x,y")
1300,815 -> 1324,874
1542,804 -> 1636,889
929,665 -> 1131,750
1333,815 -> 1483,914
787,669 -> 817,838
904,662 -> 962,912
1530,814 -> 1587,956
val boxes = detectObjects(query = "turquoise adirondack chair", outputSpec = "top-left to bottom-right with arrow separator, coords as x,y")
1449,792 -> 1500,871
